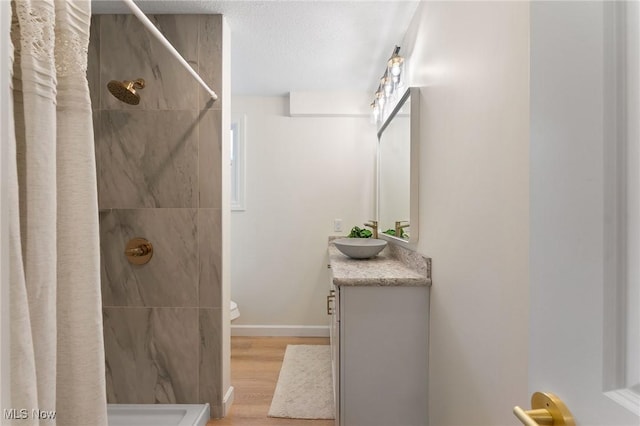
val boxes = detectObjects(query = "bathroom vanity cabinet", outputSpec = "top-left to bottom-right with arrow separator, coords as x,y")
327,242 -> 431,426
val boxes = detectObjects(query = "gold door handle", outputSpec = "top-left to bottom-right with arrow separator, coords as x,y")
513,392 -> 575,426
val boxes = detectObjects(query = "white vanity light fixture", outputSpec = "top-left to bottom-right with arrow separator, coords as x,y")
371,45 -> 405,124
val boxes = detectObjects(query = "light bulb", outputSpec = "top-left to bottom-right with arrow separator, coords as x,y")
371,101 -> 380,123
390,61 -> 402,76
375,84 -> 385,104
388,54 -> 404,79
383,76 -> 393,97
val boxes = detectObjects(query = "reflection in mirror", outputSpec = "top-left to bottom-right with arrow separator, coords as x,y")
378,91 -> 410,239
377,87 -> 418,244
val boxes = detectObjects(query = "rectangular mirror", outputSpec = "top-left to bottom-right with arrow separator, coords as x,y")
377,87 -> 420,244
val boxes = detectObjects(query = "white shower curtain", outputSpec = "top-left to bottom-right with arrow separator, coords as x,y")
9,1 -> 107,425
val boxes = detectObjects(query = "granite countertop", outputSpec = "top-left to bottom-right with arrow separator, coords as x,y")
328,241 -> 432,287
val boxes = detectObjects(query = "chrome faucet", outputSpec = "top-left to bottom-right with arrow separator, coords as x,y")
395,221 -> 410,238
364,220 -> 378,239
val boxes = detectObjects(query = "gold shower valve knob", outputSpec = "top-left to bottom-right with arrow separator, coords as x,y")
125,238 -> 153,265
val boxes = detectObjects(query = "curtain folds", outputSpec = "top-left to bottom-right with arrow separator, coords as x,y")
9,1 -> 107,424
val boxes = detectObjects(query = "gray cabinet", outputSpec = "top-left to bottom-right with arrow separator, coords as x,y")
329,280 -> 429,426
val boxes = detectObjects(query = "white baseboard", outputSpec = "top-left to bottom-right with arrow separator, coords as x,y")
231,325 -> 330,337
222,385 -> 234,417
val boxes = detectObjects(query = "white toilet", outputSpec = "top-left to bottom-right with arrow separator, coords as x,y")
230,300 -> 240,321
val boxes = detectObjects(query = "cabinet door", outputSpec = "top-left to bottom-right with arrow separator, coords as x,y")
340,286 -> 429,426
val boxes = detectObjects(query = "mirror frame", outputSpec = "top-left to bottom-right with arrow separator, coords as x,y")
376,87 -> 420,246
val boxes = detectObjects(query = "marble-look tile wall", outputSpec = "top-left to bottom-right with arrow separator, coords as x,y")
89,14 -> 224,417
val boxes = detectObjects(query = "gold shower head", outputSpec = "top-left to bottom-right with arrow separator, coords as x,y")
107,78 -> 145,105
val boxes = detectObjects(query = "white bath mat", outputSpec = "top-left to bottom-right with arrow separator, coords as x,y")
268,345 -> 335,420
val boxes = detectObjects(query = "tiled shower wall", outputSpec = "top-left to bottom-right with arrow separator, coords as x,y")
88,15 -> 224,416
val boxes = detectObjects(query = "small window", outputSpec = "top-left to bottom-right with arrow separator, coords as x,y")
230,113 -> 246,211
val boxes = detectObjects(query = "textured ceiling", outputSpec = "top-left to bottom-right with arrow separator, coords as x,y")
91,1 -> 420,96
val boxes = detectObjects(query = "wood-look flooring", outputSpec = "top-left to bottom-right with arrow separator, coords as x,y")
208,336 -> 334,426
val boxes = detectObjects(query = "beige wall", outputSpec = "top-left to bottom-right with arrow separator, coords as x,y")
230,96 -> 377,329
403,2 -> 530,424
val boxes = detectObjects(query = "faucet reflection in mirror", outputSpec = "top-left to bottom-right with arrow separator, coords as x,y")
371,45 -> 405,124
395,221 -> 410,239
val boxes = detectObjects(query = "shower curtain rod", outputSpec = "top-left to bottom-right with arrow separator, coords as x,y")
121,0 -> 219,101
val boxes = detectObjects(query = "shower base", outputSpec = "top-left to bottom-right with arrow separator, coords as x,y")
107,403 -> 210,426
